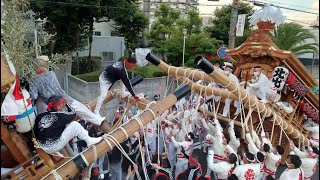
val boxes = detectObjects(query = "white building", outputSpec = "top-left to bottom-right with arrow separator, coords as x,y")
73,20 -> 125,67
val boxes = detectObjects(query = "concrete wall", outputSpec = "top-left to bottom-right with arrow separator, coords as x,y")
66,74 -> 175,121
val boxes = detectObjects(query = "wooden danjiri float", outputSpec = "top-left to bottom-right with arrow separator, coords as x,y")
144,14 -> 318,159
1,6 -> 319,180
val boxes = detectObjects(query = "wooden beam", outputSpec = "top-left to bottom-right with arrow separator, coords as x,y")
42,85 -> 191,179
194,56 -> 310,145
1,122 -> 31,163
145,53 -> 310,145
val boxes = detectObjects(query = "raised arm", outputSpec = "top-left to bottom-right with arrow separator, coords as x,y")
251,129 -> 262,149
229,120 -> 240,149
246,132 -> 260,155
214,119 -> 223,139
289,140 -> 308,158
201,118 -> 215,135
207,149 -> 229,173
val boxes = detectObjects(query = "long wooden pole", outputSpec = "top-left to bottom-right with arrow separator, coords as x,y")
42,85 -> 191,179
145,53 -> 310,145
85,75 -> 144,110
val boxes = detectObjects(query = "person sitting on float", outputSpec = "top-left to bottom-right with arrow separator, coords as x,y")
246,66 -> 277,103
29,55 -> 111,133
34,95 -> 102,154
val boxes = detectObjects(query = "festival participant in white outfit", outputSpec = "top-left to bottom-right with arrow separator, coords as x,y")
260,132 -> 284,179
245,128 -> 265,179
289,140 -> 318,180
171,132 -> 194,178
228,120 -> 240,153
33,96 -> 102,154
207,144 -> 238,179
29,56 -> 111,133
205,119 -> 228,178
303,121 -> 319,149
279,154 -> 304,180
219,62 -> 240,117
164,121 -> 179,167
144,119 -> 157,157
94,56 -> 141,117
246,66 -> 276,103
231,151 -> 261,180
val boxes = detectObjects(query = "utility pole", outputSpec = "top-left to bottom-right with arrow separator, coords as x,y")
141,0 -> 151,48
228,0 -> 239,49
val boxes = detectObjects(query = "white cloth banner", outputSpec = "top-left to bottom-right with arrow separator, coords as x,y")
236,14 -> 246,37
135,48 -> 151,67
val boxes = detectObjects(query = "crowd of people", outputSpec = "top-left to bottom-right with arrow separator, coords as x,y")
2,54 -> 319,180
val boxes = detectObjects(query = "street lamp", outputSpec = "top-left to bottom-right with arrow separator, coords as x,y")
182,28 -> 187,67
34,18 -> 44,57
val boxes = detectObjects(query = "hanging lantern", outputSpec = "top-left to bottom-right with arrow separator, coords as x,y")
286,72 -> 295,85
272,66 -> 289,91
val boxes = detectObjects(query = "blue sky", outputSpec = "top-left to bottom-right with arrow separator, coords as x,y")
198,0 -> 319,27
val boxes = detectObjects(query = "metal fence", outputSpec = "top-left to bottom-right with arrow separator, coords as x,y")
65,74 -> 178,121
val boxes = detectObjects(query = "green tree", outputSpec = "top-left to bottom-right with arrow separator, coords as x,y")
205,2 -> 254,47
108,0 -> 148,50
271,23 -> 319,55
146,4 -> 181,60
30,0 -> 148,70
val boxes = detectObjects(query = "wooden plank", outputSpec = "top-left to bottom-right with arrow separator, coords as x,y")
1,122 -> 28,163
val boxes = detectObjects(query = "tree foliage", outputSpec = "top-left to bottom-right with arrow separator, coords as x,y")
205,2 -> 254,47
107,0 -> 149,49
146,4 -> 181,60
1,0 -> 71,81
147,5 -> 224,67
30,0 -> 148,55
271,23 -> 319,55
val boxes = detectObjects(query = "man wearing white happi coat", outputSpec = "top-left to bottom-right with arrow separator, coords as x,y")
171,132 -> 194,178
205,119 -> 228,178
207,145 -> 238,180
164,122 -> 179,167
219,62 -> 240,117
260,132 -> 284,179
228,120 -> 240,153
246,66 -> 276,103
303,121 -> 319,149
144,119 -> 157,156
289,140 -> 318,180
232,151 -> 261,180
279,154 -> 304,180
245,129 -> 266,179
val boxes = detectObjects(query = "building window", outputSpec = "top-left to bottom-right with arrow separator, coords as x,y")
111,31 -> 118,36
101,52 -> 115,61
94,31 -> 101,36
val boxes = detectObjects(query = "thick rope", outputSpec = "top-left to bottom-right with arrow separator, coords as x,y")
50,169 -> 63,180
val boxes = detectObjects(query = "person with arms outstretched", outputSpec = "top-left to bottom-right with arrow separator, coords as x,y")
94,56 -> 140,117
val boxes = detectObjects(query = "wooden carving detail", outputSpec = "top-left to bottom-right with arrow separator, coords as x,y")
235,56 -> 277,68
244,30 -> 274,44
241,46 -> 272,58
244,21 -> 275,44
